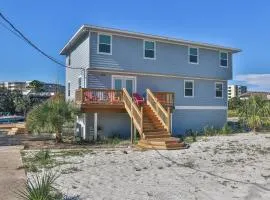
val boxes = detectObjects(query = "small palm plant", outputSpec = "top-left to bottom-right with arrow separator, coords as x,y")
26,94 -> 79,142
17,172 -> 60,200
238,96 -> 270,132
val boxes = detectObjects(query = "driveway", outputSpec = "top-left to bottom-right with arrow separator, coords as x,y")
0,146 -> 26,200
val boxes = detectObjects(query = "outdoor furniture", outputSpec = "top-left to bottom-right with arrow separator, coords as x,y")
132,93 -> 145,106
84,91 -> 99,103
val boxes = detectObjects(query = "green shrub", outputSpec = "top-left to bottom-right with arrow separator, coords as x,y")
17,172 -> 61,200
219,124 -> 233,135
238,96 -> 270,132
228,110 -> 238,118
203,126 -> 218,136
26,95 -> 79,142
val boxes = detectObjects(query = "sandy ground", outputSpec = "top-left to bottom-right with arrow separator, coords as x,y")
27,133 -> 270,200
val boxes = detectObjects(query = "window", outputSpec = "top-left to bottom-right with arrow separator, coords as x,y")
112,75 -> 136,95
67,82 -> 71,97
78,76 -> 82,89
220,52 -> 228,67
184,80 -> 194,97
98,34 -> 112,54
144,40 -> 156,59
189,47 -> 199,64
215,82 -> 223,98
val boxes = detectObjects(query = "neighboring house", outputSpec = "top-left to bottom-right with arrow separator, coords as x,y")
228,84 -> 247,99
240,92 -> 270,100
60,25 -> 241,148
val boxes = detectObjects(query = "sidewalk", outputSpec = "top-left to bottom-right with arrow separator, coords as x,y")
0,146 -> 26,200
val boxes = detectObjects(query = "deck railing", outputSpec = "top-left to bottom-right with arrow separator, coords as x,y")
122,88 -> 143,135
146,89 -> 171,133
153,92 -> 175,108
75,88 -> 123,105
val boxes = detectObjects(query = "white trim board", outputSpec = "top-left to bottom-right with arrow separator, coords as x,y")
175,106 -> 227,110
88,68 -> 227,81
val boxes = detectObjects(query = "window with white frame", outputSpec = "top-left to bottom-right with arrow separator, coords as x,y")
78,76 -> 82,89
67,82 -> 71,97
144,40 -> 155,59
184,80 -> 194,97
189,47 -> 199,64
220,52 -> 228,67
98,34 -> 112,54
215,82 -> 223,98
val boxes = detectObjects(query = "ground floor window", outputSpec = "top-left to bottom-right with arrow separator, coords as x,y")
67,82 -> 71,97
215,82 -> 223,98
184,80 -> 194,97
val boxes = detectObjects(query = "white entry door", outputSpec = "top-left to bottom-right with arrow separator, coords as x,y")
112,75 -> 136,94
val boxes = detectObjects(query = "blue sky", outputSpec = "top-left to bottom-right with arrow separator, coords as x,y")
1,0 -> 270,91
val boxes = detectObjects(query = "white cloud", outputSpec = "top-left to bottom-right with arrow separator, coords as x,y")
234,74 -> 270,92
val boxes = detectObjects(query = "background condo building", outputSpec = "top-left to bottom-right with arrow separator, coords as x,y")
228,84 -> 247,99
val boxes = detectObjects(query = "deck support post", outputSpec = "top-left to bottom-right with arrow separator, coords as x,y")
130,118 -> 134,144
134,125 -> 137,142
94,112 -> 98,141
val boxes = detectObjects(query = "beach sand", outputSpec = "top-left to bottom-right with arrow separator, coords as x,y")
27,133 -> 270,200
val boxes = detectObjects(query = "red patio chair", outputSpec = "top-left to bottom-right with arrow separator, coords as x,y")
84,91 -> 99,103
132,93 -> 145,106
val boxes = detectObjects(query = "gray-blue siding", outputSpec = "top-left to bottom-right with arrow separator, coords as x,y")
66,33 -> 90,100
87,71 -> 228,106
90,32 -> 232,80
86,71 -> 227,135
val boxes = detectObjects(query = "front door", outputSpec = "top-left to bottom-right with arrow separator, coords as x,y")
112,76 -> 136,95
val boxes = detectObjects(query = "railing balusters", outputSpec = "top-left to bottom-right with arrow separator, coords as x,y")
146,89 -> 171,133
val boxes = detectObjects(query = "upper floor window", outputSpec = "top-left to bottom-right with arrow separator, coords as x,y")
215,82 -> 223,98
184,80 -> 194,97
78,76 -> 82,89
220,52 -> 228,67
144,40 -> 156,59
98,34 -> 112,54
188,47 -> 199,64
67,82 -> 71,97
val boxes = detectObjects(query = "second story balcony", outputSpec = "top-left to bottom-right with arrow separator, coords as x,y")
75,88 -> 175,113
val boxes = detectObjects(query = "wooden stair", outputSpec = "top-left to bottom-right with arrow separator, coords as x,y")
137,104 -> 186,150
122,88 -> 186,150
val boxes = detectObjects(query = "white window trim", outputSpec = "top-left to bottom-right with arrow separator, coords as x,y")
188,46 -> 199,64
97,33 -> 112,55
184,80 -> 194,98
143,40 -> 156,60
215,82 -> 223,99
111,75 -> 137,92
219,51 -> 228,68
67,81 -> 71,97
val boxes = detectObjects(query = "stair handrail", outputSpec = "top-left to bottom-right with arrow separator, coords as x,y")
122,88 -> 143,134
146,89 -> 171,133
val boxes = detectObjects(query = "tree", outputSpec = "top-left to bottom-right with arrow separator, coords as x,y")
238,96 -> 270,132
0,88 -> 16,114
26,95 -> 78,142
14,95 -> 31,117
228,97 -> 242,110
27,80 -> 44,93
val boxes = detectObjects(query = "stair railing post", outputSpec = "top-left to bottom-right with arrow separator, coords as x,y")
167,107 -> 171,133
130,117 -> 134,144
140,106 -> 143,134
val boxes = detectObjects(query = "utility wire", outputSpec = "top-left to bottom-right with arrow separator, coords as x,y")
0,21 -> 23,39
0,12 -> 83,70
